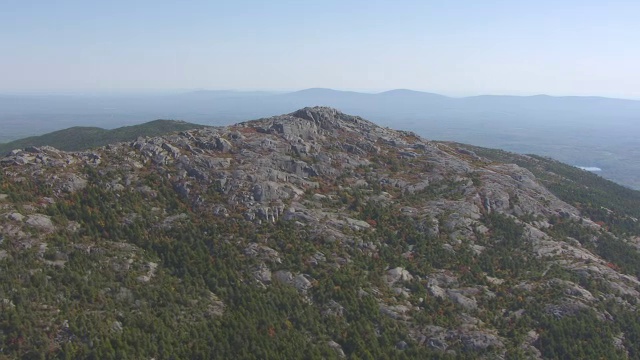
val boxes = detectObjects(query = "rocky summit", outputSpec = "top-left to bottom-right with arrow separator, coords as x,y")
1,107 -> 640,359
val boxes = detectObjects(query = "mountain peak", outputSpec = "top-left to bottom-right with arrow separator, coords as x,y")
289,106 -> 369,128
2,108 -> 640,358
290,106 -> 346,120
243,107 -> 380,138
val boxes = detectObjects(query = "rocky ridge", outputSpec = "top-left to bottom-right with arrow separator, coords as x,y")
1,107 -> 639,358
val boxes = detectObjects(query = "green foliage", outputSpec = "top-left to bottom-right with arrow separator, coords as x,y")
536,312 -> 625,359
476,213 -> 543,279
0,120 -> 205,153
0,168 -> 449,358
596,233 -> 640,278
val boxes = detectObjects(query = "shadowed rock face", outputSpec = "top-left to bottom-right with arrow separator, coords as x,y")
1,106 -> 639,358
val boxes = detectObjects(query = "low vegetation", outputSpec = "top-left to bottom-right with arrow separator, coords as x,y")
0,120 -> 205,154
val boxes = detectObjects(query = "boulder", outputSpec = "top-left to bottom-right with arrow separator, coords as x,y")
447,290 -> 478,310
253,263 -> 272,284
215,137 -> 232,152
460,331 -> 504,350
25,214 -> 55,233
327,341 -> 346,358
7,212 -> 25,222
273,270 -> 293,284
386,267 -> 413,285
293,274 -> 313,291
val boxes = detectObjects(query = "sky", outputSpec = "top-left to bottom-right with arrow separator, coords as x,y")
2,0 -> 639,98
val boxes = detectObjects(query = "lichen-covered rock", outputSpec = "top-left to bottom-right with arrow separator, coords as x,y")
7,212 -> 25,222
447,290 -> 478,310
386,267 -> 413,285
460,331 -> 504,351
253,263 -> 272,284
25,214 -> 55,233
60,174 -> 88,193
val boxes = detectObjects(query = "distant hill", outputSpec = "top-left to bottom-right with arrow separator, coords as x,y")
0,119 -> 206,154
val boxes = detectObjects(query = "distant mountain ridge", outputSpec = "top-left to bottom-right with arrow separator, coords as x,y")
0,119 -> 205,153
1,89 -> 639,188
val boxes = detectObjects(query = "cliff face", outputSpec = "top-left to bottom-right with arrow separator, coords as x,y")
1,107 -> 639,359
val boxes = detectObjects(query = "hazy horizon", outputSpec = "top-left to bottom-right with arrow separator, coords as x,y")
2,1 -> 639,98
1,87 -> 639,189
2,1 -> 639,189
2,88 -> 640,101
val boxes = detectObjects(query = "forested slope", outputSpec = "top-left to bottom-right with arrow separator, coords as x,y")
1,108 -> 639,359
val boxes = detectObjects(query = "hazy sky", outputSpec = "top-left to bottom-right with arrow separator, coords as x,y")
2,0 -> 639,97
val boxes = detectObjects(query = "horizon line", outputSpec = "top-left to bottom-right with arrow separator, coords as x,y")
0,87 -> 639,101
